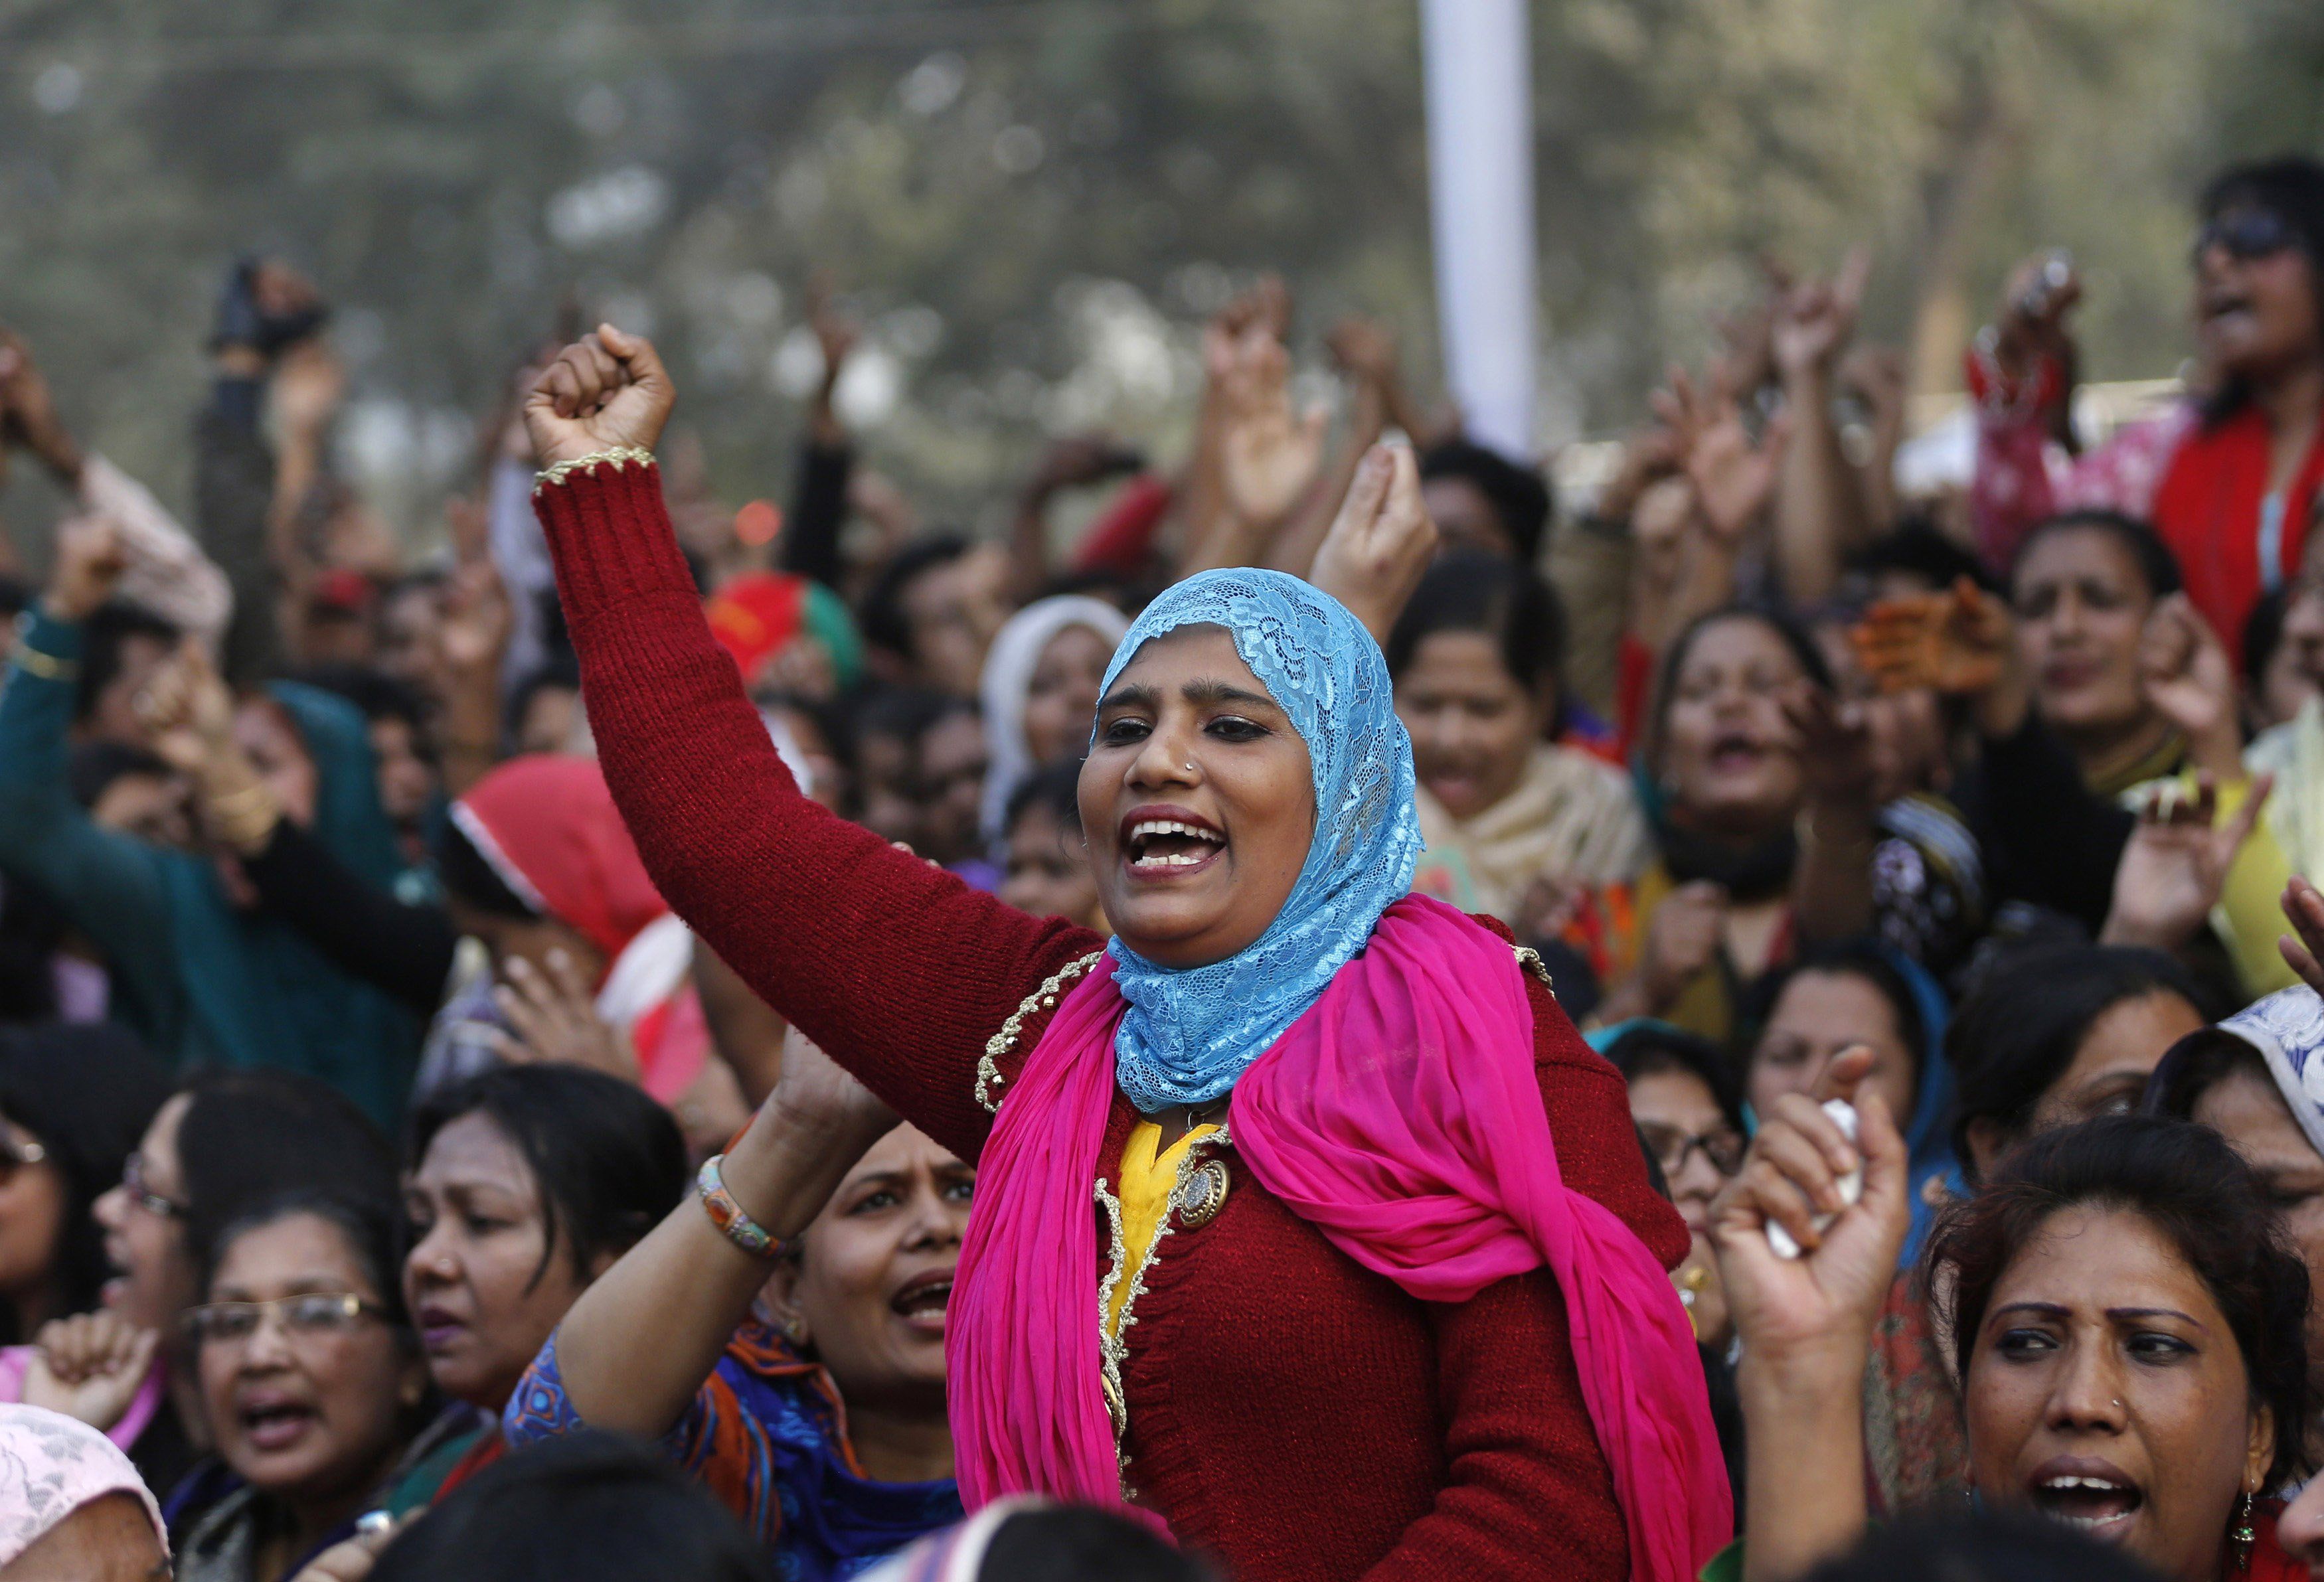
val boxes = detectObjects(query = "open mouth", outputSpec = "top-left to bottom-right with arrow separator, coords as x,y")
1122,815 -> 1226,874
415,1305 -> 466,1352
239,1397 -> 319,1453
2201,290 -> 2256,327
2029,1471 -> 2143,1539
890,1272 -> 954,1332
1706,733 -> 1764,772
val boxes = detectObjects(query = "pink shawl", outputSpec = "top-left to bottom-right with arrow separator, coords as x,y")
946,894 -> 1730,1579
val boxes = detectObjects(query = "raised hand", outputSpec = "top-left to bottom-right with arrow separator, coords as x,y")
0,327 -> 81,481
2139,593 -> 2241,774
2103,774 -> 2273,953
41,513 -> 127,623
22,1310 -> 160,1432
437,558 -> 512,678
1993,248 -> 2082,375
1661,367 -> 1789,544
1325,316 -> 1399,392
271,339 -> 347,443
1216,323 -> 1327,531
135,641 -> 236,775
523,325 -> 677,471
766,1024 -> 899,1148
491,950 -> 638,1082
1782,682 -> 1878,811
1308,440 -> 1438,643
1635,880 -> 1727,1014
1851,576 -> 2011,698
1708,1045 -> 1909,1366
1770,248 -> 1870,381
1025,432 -> 1143,497
2280,876 -> 2324,994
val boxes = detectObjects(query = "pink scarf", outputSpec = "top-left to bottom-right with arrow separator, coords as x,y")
946,894 -> 1730,1579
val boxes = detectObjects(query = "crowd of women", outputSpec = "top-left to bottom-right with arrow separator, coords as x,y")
2,150 -> 2324,1582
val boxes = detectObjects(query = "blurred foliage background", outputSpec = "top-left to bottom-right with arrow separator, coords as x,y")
1,0 -> 2321,553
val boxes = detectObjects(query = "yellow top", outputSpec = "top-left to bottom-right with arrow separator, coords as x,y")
1104,1120 -> 1220,1341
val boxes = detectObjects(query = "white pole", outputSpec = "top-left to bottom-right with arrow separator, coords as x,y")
1420,0 -> 1538,460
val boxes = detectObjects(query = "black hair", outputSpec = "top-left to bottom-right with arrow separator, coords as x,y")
859,534 -> 969,665
175,1068 -> 400,1283
855,684 -> 967,750
1752,941 -> 1929,1120
1944,944 -> 2204,1185
2244,586 -> 2291,697
979,1506 -> 1219,1582
1383,550 -> 1567,698
75,601 -> 179,723
406,1065 -> 688,1289
291,665 -> 429,734
371,1431 -> 773,1582
1005,757 -> 1086,837
1928,1114 -> 2311,1488
1799,1504 -> 2165,1582
67,740 -> 175,811
2144,1026 -> 2278,1128
2010,510 -> 2184,604
1418,438 -> 1553,565
432,817 -> 539,922
0,578 -> 32,621
1847,517 -> 1999,596
1647,605 -> 1833,772
2193,158 -> 2324,423
0,1025 -> 171,1341
1600,1023 -> 1745,1135
200,1186 -> 414,1334
508,653 -> 583,742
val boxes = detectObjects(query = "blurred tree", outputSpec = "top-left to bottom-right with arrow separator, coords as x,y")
0,0 -> 2315,557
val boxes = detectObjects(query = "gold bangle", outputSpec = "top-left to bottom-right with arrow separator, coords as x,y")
533,445 -> 656,494
9,645 -> 77,683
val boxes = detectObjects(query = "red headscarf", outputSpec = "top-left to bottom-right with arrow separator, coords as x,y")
705,572 -> 809,684
450,755 -> 669,969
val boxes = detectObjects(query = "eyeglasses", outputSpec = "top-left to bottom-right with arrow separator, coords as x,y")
0,1135 -> 47,1183
181,1292 -> 386,1348
2195,209 -> 2296,264
1638,1121 -> 1747,1181
120,1154 -> 187,1220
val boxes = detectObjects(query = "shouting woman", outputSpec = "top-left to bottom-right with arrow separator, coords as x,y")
511,327 -> 1726,1581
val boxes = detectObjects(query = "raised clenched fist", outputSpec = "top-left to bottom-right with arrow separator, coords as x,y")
523,325 -> 677,471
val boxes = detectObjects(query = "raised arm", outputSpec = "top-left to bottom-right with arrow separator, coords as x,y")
523,327 -> 1100,1160
516,1032 -> 896,1446
0,522 -> 183,1036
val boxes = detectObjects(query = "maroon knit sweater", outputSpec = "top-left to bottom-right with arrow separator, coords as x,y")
535,461 -> 1693,1581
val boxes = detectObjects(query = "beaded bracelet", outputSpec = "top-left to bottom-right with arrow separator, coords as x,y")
697,1154 -> 788,1261
533,445 -> 656,493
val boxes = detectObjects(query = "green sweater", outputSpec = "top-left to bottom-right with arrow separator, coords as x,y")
0,610 -> 420,1127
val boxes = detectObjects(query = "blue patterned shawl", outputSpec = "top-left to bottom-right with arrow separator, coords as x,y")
1097,569 -> 1424,1112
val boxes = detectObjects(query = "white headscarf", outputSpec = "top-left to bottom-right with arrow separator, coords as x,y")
0,1404 -> 167,1567
977,595 -> 1129,845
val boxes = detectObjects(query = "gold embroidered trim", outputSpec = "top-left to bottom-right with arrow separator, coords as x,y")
975,951 -> 1103,1113
1513,943 -> 1556,993
532,445 -> 657,494
1095,1127 -> 1230,1499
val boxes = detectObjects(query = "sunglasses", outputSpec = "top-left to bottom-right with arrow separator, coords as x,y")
2195,209 -> 2297,264
181,1291 -> 386,1348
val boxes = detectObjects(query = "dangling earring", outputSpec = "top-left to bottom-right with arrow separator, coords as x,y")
2232,1489 -> 2257,1569
778,1314 -> 807,1346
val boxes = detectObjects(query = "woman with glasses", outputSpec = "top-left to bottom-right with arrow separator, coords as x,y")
167,1190 -> 436,1582
1602,1022 -> 1751,1528
84,1070 -> 402,1508
1971,157 -> 2324,666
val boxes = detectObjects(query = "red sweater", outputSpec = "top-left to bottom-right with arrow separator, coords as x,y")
535,463 -> 1693,1581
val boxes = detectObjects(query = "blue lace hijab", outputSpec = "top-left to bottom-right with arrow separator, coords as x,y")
1096,569 -> 1424,1112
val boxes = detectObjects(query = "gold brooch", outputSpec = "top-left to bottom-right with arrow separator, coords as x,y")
1175,1158 -> 1231,1227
